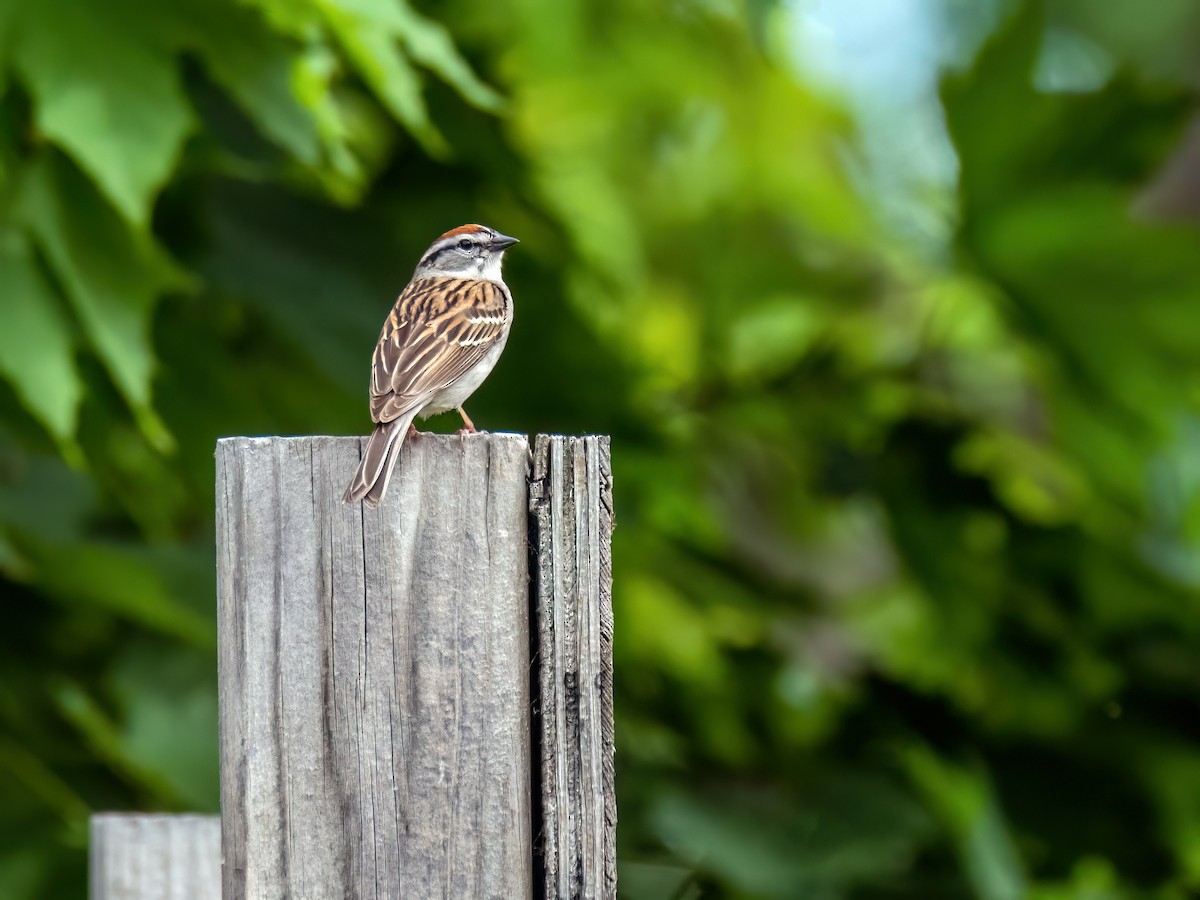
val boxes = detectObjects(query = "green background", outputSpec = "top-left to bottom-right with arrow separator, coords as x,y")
3,0 -> 1200,896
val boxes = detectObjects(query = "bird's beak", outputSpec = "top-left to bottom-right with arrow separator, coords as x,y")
491,232 -> 520,251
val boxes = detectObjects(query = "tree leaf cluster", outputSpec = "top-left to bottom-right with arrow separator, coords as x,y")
2,0 -> 1200,897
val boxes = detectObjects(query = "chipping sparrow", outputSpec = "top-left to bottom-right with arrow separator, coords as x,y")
343,224 -> 519,507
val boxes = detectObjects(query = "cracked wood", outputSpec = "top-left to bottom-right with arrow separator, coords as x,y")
217,434 -> 532,900
530,436 -> 616,900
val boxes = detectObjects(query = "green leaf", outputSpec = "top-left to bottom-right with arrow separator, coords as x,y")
320,0 -> 406,28
0,849 -> 51,900
904,747 -> 1026,900
237,0 -> 311,31
0,735 -> 90,825
619,862 -> 695,900
1138,742 -> 1200,881
649,775 -> 931,895
12,534 -> 213,645
53,682 -> 190,805
725,295 -> 821,384
321,3 -> 446,154
173,0 -> 322,164
393,1 -> 504,112
15,155 -> 190,449
11,0 -> 193,227
243,0 -> 500,155
0,229 -> 82,447
109,644 -> 219,811
289,44 -> 375,203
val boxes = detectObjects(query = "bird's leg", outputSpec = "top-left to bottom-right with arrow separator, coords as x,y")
455,406 -> 478,436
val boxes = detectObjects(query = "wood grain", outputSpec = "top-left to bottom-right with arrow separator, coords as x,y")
89,814 -> 219,900
530,436 -> 616,900
217,434 -> 532,900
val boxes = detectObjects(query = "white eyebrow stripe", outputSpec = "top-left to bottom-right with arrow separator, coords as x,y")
420,232 -> 488,265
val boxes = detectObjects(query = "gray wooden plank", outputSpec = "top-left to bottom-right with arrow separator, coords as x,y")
89,814 -> 220,900
530,435 -> 617,900
217,434 -> 532,900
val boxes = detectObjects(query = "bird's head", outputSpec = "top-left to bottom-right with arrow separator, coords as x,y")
414,224 -> 519,281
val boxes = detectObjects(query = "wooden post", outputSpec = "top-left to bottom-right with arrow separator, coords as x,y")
89,814 -> 219,900
216,433 -> 616,900
218,434 -> 532,899
529,436 -> 617,899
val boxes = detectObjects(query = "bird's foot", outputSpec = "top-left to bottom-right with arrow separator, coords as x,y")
456,406 -> 478,434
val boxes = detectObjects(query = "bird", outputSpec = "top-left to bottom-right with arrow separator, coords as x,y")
343,223 -> 519,508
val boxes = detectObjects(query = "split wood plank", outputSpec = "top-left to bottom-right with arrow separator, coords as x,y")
530,435 -> 616,900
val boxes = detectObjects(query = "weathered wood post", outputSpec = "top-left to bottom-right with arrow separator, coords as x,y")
216,433 -> 615,900
530,436 -> 616,899
89,814 -> 220,900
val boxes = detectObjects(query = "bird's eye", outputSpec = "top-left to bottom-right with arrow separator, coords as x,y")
458,239 -> 473,251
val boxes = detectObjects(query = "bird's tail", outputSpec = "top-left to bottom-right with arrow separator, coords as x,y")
342,412 -> 417,508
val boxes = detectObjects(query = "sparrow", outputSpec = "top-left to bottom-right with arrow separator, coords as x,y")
343,223 -> 519,508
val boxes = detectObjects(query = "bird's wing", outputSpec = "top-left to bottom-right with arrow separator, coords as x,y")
369,276 -> 509,423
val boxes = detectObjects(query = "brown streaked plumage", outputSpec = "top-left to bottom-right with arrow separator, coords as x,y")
369,276 -> 509,421
343,224 -> 519,508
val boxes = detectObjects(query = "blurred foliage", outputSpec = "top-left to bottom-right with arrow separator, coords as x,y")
2,0 -> 1200,896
